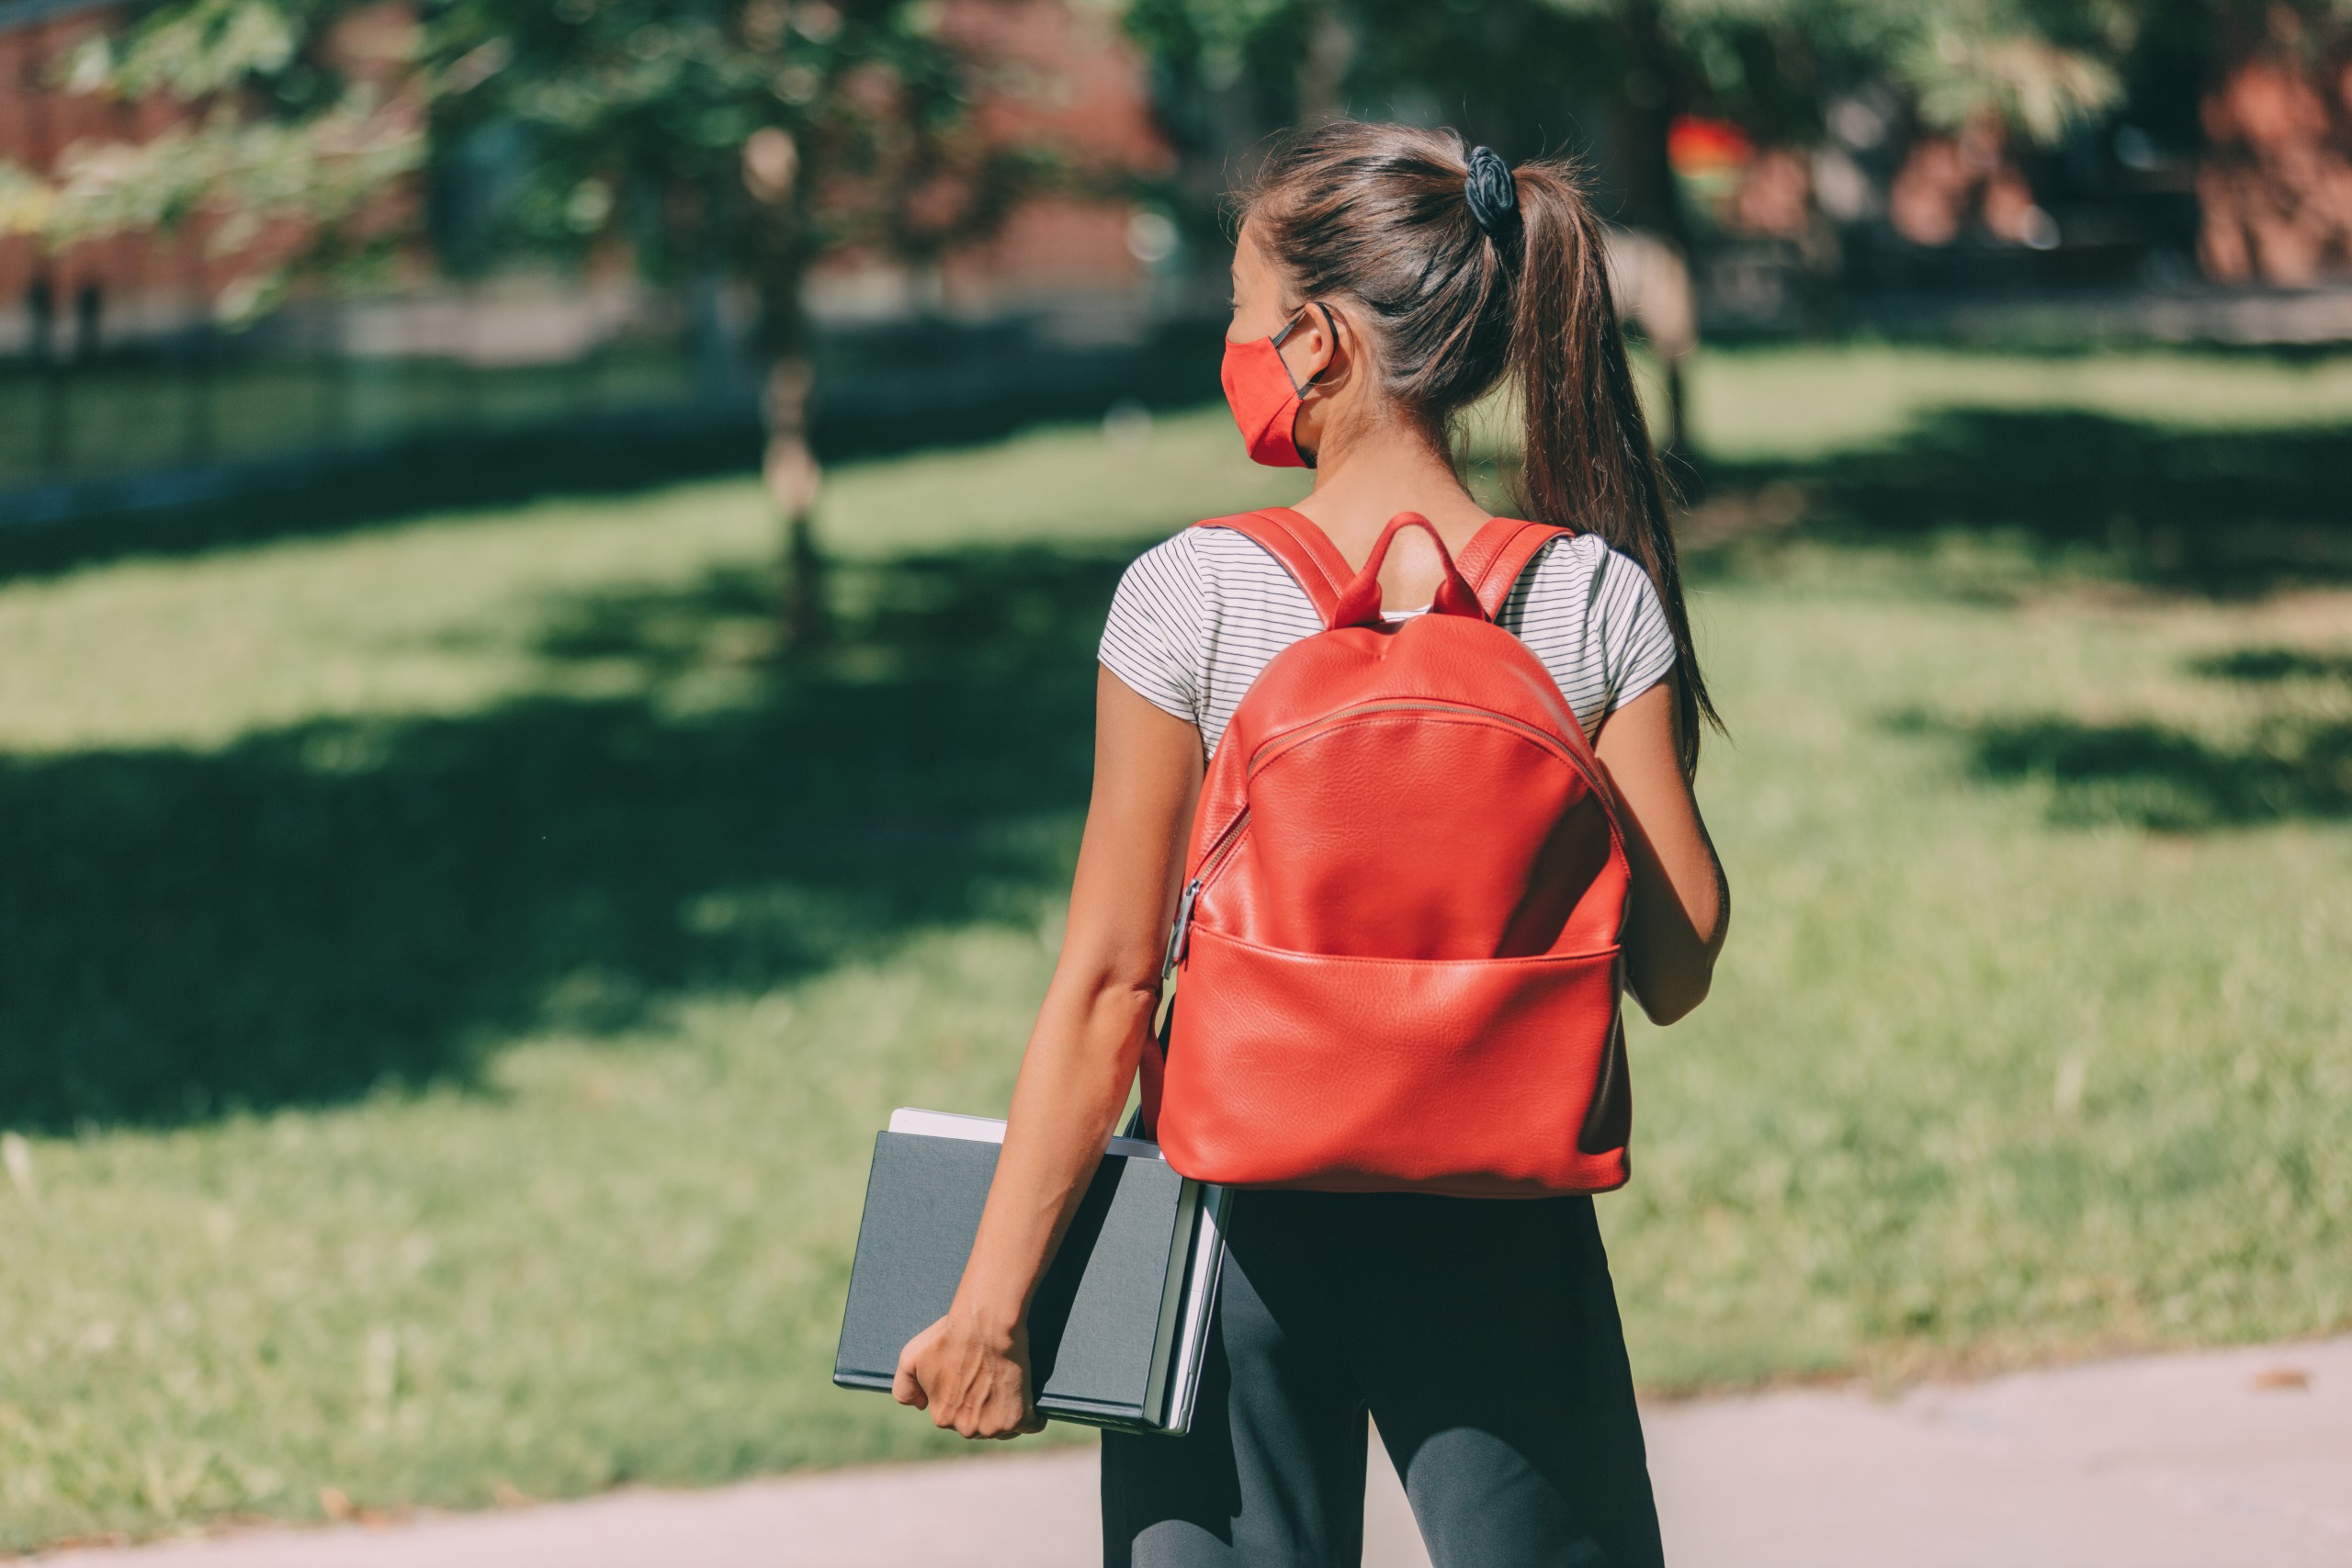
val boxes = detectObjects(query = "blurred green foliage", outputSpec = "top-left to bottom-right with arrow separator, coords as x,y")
1130,0 -> 2352,151
1,0 -> 1043,306
1126,0 -> 2140,254
17,0 -> 2343,293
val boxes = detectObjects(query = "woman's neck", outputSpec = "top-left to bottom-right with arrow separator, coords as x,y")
1291,415 -> 1492,564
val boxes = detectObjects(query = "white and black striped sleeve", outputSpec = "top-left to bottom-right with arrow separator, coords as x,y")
1098,529 -> 1206,728
1589,540 -> 1679,715
1502,534 -> 1679,737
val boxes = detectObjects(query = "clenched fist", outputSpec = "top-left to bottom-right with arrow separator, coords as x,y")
892,1307 -> 1046,1440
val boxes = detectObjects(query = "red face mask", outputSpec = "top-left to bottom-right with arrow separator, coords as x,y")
1219,305 -> 1329,468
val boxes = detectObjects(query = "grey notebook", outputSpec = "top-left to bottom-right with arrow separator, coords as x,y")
833,1109 -> 1229,1435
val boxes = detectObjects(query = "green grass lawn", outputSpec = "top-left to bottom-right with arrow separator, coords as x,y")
2,351 -> 2349,1548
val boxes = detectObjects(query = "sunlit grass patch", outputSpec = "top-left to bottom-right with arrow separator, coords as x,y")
1616,581 -> 2352,1389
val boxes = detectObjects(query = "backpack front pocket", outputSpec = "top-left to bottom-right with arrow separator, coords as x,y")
1159,924 -> 1629,1197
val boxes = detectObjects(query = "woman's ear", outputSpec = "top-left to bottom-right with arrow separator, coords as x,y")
1278,302 -> 1342,393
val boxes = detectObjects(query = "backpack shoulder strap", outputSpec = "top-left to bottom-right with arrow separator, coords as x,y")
1193,508 -> 1354,628
1455,517 -> 1574,621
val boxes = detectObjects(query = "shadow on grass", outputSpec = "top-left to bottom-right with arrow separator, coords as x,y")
1893,645 -> 2352,830
2188,647 -> 2352,683
0,541 -> 1132,1130
1961,715 -> 2352,829
0,412 -> 765,586
1702,408 -> 2352,592
0,327 -> 1223,587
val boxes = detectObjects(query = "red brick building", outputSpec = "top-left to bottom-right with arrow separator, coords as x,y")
0,0 -> 1172,360
0,0 -> 242,356
937,0 -> 1173,313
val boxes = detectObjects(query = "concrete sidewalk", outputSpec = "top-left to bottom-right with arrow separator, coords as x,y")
34,1336 -> 2349,1567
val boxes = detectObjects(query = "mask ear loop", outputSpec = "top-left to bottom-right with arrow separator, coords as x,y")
1268,302 -> 1338,398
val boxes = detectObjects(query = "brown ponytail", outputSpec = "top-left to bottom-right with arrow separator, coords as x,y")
1243,121 -> 1722,773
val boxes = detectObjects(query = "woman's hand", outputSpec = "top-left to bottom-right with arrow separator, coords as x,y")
892,1308 -> 1046,1439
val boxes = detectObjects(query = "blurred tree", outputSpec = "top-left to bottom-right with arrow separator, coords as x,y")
1885,2 -> 2352,282
0,0 -> 1108,646
2125,0 -> 2352,285
419,0 -> 1079,644
1123,0 -> 2130,447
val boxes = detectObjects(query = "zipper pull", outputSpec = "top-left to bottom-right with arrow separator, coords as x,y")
1161,876 -> 1204,982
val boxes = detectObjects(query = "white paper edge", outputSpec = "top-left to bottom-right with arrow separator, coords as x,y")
1160,1183 -> 1229,1435
887,1107 -> 1164,1163
1139,1180 -> 1203,1427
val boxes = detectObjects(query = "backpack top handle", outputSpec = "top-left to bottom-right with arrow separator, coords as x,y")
1329,513 -> 1484,628
1197,508 -> 1570,630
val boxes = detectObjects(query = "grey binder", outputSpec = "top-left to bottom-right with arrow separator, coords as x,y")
833,1109 -> 1229,1435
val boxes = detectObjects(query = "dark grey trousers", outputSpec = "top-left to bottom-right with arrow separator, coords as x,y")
1102,1190 -> 1664,1568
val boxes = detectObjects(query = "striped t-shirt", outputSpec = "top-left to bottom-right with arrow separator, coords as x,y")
1099,523 -> 1678,758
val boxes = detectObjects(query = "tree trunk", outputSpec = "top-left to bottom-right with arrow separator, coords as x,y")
1295,0 -> 1354,124
742,125 -> 826,654
752,229 -> 827,652
1614,0 -> 1697,461
763,347 -> 825,651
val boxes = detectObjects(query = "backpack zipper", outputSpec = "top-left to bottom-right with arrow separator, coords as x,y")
1165,701 -> 1614,987
1161,809 -> 1250,982
1250,698 -> 1611,800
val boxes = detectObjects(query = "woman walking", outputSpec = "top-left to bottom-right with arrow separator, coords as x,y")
893,122 -> 1729,1567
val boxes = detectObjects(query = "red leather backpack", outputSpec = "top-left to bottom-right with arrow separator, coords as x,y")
1143,507 -> 1634,1198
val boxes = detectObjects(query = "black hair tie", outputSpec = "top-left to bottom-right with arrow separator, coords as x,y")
1464,145 -> 1520,237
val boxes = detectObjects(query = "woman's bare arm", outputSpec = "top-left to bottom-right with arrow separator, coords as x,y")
891,668 -> 1203,1438
1593,677 -> 1729,1025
